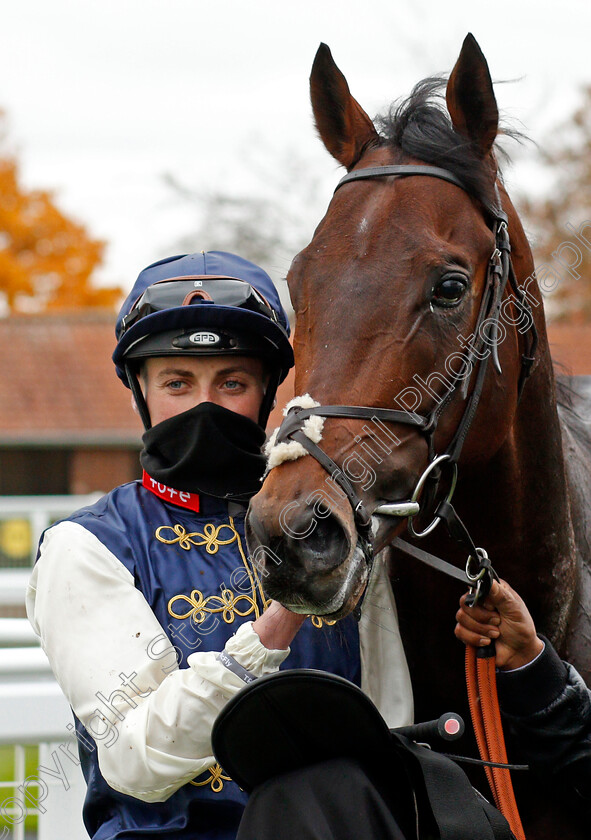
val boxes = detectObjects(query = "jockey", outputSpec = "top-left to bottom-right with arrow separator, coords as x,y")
26,251 -> 413,840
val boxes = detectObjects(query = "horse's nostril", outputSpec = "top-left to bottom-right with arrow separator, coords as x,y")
282,511 -> 350,575
246,505 -> 353,590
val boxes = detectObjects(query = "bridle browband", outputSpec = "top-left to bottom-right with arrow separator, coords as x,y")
274,164 -> 538,597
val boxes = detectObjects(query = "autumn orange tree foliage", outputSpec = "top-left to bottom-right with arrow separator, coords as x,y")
518,86 -> 591,322
0,122 -> 121,313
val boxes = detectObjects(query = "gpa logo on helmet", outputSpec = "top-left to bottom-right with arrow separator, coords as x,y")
188,331 -> 221,346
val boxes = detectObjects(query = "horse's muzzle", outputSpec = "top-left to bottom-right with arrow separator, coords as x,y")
246,504 -> 368,618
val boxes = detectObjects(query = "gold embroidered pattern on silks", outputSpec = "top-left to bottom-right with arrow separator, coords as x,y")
168,586 -> 260,625
190,763 -> 231,793
311,614 -> 337,628
155,522 -> 236,554
163,517 -> 270,626
162,517 -> 336,646
158,518 -> 341,792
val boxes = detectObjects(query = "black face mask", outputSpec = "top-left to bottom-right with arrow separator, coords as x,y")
140,402 -> 267,501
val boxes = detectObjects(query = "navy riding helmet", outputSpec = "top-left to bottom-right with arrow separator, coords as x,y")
113,251 -> 294,428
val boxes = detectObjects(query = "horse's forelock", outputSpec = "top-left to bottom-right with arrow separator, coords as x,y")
375,76 -> 498,212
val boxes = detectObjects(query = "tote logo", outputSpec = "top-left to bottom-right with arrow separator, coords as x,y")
189,332 -> 220,346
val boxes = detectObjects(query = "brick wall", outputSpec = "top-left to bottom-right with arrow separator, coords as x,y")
69,447 -> 142,495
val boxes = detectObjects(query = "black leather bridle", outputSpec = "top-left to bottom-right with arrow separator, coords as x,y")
274,164 -> 538,599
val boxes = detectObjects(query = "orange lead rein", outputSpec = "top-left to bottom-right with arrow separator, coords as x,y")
466,645 -> 526,840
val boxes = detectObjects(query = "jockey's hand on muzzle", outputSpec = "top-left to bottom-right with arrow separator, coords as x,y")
252,601 -> 307,652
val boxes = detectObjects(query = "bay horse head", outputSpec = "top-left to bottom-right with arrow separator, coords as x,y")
248,34 -> 542,620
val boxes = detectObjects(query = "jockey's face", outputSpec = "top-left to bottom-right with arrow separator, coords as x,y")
141,355 -> 266,426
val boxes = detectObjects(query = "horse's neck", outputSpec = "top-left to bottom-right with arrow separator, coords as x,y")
457,350 -> 578,642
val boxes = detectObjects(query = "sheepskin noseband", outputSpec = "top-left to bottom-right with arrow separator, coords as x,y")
264,394 -> 325,471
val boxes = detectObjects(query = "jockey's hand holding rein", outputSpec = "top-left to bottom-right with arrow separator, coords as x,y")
455,579 -> 544,670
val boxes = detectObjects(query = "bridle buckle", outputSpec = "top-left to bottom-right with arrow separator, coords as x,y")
465,548 -> 496,607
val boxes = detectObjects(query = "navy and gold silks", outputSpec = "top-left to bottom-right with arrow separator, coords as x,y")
66,481 -> 360,840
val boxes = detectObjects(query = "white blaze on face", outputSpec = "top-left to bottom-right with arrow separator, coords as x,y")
354,195 -> 382,245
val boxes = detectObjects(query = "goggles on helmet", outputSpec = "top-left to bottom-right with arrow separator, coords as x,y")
119,275 -> 278,337
113,256 -> 293,430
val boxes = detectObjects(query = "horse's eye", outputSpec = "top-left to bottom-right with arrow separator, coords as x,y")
431,275 -> 468,308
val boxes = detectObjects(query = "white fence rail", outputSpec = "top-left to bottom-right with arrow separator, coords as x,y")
0,740 -> 87,840
0,650 -> 88,840
0,575 -> 32,611
0,495 -> 97,839
0,494 -> 101,575
0,621 -> 37,648
0,645 -> 88,839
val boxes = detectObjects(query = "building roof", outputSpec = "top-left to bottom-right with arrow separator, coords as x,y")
0,312 -> 142,445
546,323 -> 591,376
0,314 -> 589,446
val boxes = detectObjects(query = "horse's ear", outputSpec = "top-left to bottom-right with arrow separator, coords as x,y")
446,34 -> 498,157
310,43 -> 379,170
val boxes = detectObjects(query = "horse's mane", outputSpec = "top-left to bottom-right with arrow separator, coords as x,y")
555,366 -> 577,411
555,372 -> 591,495
375,76 -> 509,212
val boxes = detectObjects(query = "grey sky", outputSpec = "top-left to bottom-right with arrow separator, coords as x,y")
1,0 -> 590,293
